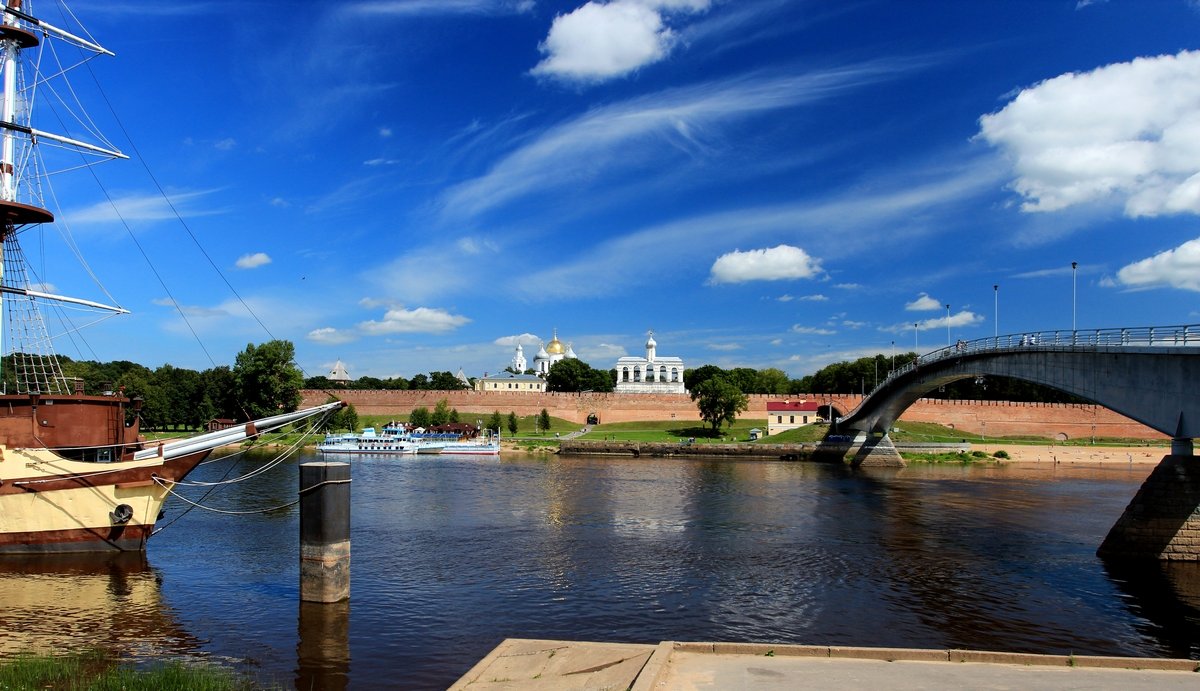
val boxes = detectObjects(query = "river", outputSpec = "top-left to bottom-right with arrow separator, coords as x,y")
0,449 -> 1197,690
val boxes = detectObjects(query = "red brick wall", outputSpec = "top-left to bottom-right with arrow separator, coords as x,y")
300,390 -> 1166,441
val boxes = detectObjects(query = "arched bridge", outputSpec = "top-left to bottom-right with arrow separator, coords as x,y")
838,324 -> 1200,457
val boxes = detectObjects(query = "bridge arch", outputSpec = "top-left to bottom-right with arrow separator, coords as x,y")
839,326 -> 1200,454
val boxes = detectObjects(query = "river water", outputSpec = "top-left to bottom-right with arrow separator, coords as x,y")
1,449 -> 1198,690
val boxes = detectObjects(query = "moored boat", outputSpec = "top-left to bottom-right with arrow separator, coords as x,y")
316,427 -> 441,455
0,2 -> 341,553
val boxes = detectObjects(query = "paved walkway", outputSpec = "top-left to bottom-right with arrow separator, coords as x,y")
450,639 -> 1199,690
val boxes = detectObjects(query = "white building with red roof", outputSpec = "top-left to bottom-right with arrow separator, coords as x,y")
766,400 -> 823,436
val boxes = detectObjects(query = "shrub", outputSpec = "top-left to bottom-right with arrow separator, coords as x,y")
993,449 -> 1010,459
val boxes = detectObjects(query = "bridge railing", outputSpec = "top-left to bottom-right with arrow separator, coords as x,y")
868,324 -> 1200,400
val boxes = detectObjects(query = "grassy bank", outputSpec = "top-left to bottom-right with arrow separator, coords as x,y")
0,650 -> 269,690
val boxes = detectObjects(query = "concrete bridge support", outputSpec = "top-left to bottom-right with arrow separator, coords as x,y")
1098,445 -> 1200,561
849,434 -> 906,468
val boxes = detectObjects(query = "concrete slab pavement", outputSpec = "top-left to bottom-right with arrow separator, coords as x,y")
451,639 -> 1199,690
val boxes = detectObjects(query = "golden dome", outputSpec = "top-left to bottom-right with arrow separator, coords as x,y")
545,329 -> 566,355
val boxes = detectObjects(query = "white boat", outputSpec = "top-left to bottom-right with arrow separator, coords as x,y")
316,427 -> 442,455
439,430 -> 501,456
0,2 -> 342,553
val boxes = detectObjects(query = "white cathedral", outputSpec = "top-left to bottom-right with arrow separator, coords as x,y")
614,331 -> 686,394
512,329 -> 577,377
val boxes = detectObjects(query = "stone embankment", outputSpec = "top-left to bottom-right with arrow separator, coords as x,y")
558,440 -> 968,461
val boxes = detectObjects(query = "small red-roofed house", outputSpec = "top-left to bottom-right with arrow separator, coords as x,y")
766,400 -> 823,436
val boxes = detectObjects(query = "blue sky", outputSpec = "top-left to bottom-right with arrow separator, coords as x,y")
25,0 -> 1200,380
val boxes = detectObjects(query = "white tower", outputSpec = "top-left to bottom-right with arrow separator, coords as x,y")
513,343 -> 527,372
646,330 -> 657,363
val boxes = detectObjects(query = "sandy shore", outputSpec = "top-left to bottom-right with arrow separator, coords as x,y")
972,443 -> 1169,465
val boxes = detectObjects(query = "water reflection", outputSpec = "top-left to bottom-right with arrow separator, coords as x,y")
1105,560 -> 1200,659
1,451 -> 1195,690
0,553 -> 200,659
297,601 -> 349,691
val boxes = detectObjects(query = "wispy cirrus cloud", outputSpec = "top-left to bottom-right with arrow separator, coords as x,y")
343,0 -> 534,17
509,163 -> 1000,302
442,61 -> 923,220
61,189 -> 224,227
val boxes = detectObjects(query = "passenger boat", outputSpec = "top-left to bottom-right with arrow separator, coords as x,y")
439,431 -> 501,456
316,427 -> 443,455
0,2 -> 342,553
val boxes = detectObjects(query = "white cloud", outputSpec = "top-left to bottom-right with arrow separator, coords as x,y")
457,237 -> 499,254
214,138 -> 236,151
446,61 -> 915,219
494,333 -> 542,346
269,197 -> 290,208
979,50 -> 1200,217
800,294 -> 828,302
379,127 -> 393,137
358,306 -> 471,334
63,189 -> 223,226
708,245 -> 823,284
1113,237 -> 1200,291
307,327 -> 358,345
905,293 -> 941,311
531,1 -> 711,83
791,325 -> 835,335
888,310 -> 984,333
707,342 -> 742,351
235,252 -> 272,269
510,161 -> 998,302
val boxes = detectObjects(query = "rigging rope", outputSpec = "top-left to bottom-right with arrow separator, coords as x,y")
152,476 -> 352,516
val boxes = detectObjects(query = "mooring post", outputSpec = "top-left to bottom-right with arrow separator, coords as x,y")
300,462 -> 351,602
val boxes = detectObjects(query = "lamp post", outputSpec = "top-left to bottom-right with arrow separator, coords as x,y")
890,340 -> 895,375
945,304 -> 951,347
1071,261 -> 1078,331
993,284 -> 998,339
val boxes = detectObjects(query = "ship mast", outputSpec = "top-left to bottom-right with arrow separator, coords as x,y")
0,1 -> 126,394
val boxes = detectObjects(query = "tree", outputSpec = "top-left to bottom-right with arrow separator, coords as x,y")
506,411 -> 519,436
409,406 -> 431,428
409,373 -> 430,390
449,408 -> 460,423
326,402 -> 359,432
487,410 -> 503,433
539,408 -> 551,434
545,358 -> 614,393
233,340 -> 304,419
431,399 -> 451,426
684,364 -> 726,393
429,371 -> 468,390
756,368 -> 791,395
200,366 -> 239,421
691,376 -> 749,434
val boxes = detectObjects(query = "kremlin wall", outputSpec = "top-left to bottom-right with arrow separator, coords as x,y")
299,389 -> 1166,442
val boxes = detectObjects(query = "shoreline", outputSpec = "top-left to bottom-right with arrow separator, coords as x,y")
974,443 -> 1167,465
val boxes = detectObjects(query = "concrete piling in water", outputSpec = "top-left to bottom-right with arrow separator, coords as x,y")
300,462 -> 351,603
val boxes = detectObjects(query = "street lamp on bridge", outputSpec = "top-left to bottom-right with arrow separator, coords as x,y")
1072,261 -> 1078,331
945,304 -> 951,347
993,284 -> 998,338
